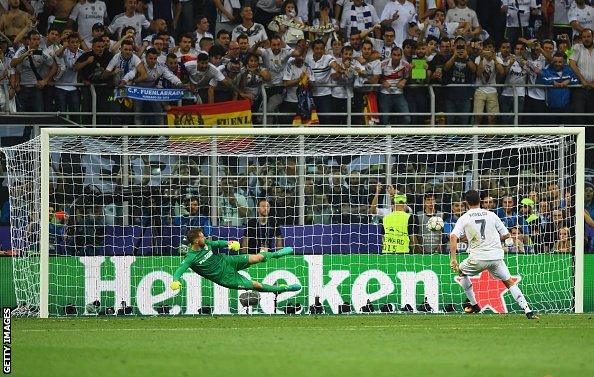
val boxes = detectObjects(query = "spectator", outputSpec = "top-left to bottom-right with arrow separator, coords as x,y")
232,5 -> 268,47
54,32 -> 83,123
501,0 -> 538,47
242,198 -> 283,254
194,15 -> 214,50
522,38 -> 548,124
380,0 -> 417,48
0,0 -> 34,41
481,195 -> 497,211
237,52 -> 271,113
500,41 -> 529,124
569,0 -> 594,38
346,29 -> 364,58
150,1 -> 178,32
554,226 -> 572,253
536,51 -> 579,124
213,0 -> 241,34
443,198 -> 465,235
172,196 -> 211,237
216,29 -> 231,49
331,45 -> 363,125
473,38 -> 504,125
11,30 -> 57,113
427,37 -> 451,114
252,35 -> 299,118
175,32 -> 198,61
569,28 -> 594,124
353,39 -> 381,124
341,0 -> 379,40
417,193 -> 444,253
123,48 -> 184,125
185,52 -> 226,103
443,37 -> 475,125
306,39 -> 340,124
405,40 -> 429,125
311,1 -> 339,45
445,0 -> 482,39
379,46 -> 411,125
107,0 -> 152,46
339,171 -> 371,223
367,25 -> 397,61
233,33 -> 251,62
402,38 -> 416,63
210,57 -> 242,102
504,225 -> 528,253
267,0 -> 305,47
68,0 -> 109,46
104,39 -> 144,85
218,178 -> 249,227
253,0 -> 282,38
496,195 -> 518,228
176,0 -> 195,35
280,48 -> 314,124
74,36 -> 114,125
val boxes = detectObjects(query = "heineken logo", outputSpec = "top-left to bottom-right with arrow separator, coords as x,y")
43,254 -> 572,315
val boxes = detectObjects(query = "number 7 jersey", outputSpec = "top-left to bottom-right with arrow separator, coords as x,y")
451,208 -> 510,260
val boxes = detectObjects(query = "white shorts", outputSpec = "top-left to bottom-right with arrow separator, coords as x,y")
459,258 -> 512,281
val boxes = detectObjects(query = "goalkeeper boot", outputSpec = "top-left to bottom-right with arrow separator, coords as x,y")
526,311 -> 540,320
272,247 -> 294,259
464,304 -> 481,314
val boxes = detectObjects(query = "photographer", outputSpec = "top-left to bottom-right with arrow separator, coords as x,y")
443,37 -> 476,125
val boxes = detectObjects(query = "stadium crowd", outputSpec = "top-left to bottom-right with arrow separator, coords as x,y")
0,0 -> 593,255
0,0 -> 593,128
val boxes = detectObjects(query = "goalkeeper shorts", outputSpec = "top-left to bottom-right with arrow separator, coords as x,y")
215,255 -> 253,290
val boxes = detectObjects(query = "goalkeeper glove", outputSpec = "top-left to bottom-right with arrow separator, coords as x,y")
504,237 -> 514,247
171,281 -> 182,290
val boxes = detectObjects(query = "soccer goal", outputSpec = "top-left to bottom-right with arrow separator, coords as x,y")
0,127 -> 585,318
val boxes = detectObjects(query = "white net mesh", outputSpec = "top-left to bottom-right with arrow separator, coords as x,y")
1,131 -> 578,316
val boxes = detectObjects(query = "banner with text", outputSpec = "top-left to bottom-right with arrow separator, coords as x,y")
115,86 -> 185,102
31,254 -> 576,316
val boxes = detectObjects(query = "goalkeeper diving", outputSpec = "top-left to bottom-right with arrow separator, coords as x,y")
171,227 -> 301,293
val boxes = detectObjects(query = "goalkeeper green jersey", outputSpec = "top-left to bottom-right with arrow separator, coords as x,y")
173,240 -> 230,282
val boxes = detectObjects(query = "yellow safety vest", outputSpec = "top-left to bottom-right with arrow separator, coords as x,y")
382,211 -> 410,253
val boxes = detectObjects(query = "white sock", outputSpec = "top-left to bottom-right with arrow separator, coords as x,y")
508,284 -> 531,313
460,276 -> 477,305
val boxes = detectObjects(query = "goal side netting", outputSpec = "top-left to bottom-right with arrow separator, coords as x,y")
0,128 -> 583,316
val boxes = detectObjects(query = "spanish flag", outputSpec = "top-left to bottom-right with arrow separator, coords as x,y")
166,100 -> 253,151
166,99 -> 253,127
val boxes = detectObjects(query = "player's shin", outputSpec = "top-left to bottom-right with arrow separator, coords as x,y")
460,275 -> 478,305
508,284 -> 531,313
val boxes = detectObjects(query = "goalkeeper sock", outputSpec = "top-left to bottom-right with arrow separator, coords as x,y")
271,247 -> 294,258
257,283 -> 300,293
459,276 -> 478,305
508,284 -> 531,313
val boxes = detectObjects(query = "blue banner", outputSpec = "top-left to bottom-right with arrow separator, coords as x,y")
114,86 -> 185,102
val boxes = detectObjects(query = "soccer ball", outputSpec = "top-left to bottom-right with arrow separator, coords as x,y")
427,216 -> 444,232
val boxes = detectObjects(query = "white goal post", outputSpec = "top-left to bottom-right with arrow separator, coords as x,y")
19,126 -> 588,317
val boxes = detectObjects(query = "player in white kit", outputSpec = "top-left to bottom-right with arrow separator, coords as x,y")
449,190 -> 539,319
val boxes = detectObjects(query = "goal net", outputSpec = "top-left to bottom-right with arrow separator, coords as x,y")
0,128 -> 584,317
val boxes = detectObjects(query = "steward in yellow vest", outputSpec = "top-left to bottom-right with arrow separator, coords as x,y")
382,194 -> 420,253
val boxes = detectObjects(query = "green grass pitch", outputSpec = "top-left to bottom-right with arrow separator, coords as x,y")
11,314 -> 594,377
